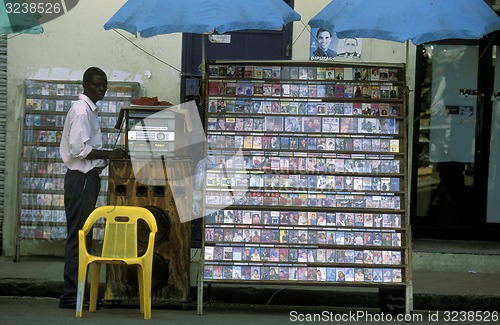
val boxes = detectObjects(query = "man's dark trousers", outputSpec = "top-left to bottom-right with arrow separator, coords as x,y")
59,168 -> 100,307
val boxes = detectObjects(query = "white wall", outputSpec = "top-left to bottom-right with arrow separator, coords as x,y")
3,0 -> 413,256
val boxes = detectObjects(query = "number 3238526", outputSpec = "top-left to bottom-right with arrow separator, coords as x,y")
5,2 -> 62,14
443,311 -> 498,322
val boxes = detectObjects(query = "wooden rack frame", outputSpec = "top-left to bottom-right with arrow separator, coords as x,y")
197,61 -> 412,314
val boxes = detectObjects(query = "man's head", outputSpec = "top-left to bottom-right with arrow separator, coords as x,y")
316,28 -> 332,51
344,38 -> 358,54
83,67 -> 107,104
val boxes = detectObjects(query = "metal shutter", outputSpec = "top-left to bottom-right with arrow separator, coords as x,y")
0,35 -> 6,252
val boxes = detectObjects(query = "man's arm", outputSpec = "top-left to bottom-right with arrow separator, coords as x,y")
86,148 -> 127,160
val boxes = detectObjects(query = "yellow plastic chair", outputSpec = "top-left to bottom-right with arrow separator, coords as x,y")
75,205 -> 157,319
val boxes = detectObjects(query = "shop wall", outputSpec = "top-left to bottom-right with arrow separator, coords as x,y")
3,0 -> 414,256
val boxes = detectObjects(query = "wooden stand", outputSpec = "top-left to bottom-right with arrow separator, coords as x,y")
198,61 -> 413,315
106,158 -> 192,305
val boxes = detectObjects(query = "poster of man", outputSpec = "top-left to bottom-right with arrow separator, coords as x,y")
310,28 -> 338,61
310,28 -> 362,61
336,37 -> 362,59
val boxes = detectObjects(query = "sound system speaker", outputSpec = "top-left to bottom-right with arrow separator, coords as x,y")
105,158 -> 192,304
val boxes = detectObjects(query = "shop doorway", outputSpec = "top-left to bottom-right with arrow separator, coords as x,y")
181,28 -> 294,76
180,0 -> 296,101
180,27 -> 294,101
412,35 -> 500,240
181,0 -> 295,76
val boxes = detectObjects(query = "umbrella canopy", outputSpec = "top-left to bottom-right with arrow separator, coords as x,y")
104,0 -> 300,36
309,0 -> 500,45
0,0 -> 43,35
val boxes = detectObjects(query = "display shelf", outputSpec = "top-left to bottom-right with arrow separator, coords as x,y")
198,61 -> 409,314
18,79 -> 139,241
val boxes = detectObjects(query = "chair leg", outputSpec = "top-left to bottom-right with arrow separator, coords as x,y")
137,264 -> 152,319
89,263 -> 101,312
143,264 -> 152,320
76,262 -> 89,317
137,265 -> 144,314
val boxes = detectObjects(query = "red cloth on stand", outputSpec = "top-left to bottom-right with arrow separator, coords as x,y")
131,96 -> 172,106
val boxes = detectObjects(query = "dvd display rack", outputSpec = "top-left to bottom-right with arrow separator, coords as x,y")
19,79 -> 139,241
199,61 -> 408,313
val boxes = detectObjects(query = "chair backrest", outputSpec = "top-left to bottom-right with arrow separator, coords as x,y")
82,206 -> 158,258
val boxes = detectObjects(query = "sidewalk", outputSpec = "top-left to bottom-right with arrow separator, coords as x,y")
0,296 -> 467,325
1,253 -> 499,311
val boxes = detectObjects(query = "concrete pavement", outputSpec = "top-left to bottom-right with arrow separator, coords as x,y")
1,296 -> 498,324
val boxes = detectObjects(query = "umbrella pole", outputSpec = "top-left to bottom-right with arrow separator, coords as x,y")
404,38 -> 411,220
201,34 -> 206,76
405,40 -> 410,71
404,38 -> 415,313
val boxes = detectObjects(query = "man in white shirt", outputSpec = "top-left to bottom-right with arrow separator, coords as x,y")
59,67 -> 127,309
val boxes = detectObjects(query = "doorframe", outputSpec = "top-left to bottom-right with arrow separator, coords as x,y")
180,0 -> 295,77
411,35 -> 500,240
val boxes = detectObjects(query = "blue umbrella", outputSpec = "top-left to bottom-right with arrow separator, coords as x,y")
104,0 -> 300,36
309,0 -> 500,45
0,0 -> 43,35
104,0 -> 300,74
